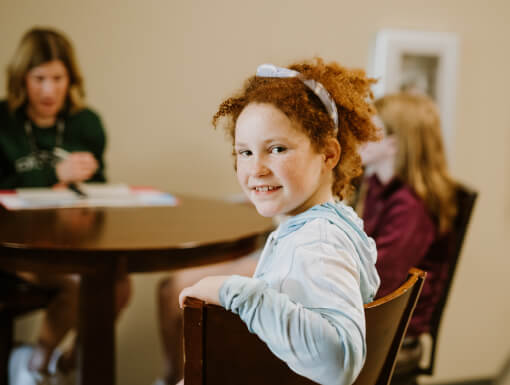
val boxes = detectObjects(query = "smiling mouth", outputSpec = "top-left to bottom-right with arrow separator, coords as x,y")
252,185 -> 281,192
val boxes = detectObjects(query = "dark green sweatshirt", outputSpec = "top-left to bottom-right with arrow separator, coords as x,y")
0,100 -> 106,189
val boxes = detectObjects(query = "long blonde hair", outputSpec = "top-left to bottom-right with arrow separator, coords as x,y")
6,27 -> 85,114
375,93 -> 457,234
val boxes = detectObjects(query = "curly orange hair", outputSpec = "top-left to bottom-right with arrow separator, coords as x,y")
213,58 -> 380,199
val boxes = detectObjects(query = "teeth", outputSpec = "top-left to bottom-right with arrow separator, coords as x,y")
255,186 -> 278,192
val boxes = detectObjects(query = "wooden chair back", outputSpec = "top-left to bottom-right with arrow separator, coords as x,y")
415,183 -> 477,375
183,268 -> 426,385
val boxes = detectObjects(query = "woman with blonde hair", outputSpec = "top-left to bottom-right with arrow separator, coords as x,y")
1,27 -> 104,188
1,27 -> 131,385
358,92 -> 457,376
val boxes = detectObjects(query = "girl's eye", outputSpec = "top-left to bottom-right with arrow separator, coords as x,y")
270,146 -> 286,154
237,150 -> 252,157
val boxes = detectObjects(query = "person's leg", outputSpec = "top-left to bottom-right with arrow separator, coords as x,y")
15,272 -> 80,374
57,273 -> 133,373
13,272 -> 133,374
157,254 -> 259,384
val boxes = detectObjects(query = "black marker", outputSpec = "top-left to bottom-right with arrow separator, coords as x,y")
68,183 -> 87,198
53,148 -> 88,198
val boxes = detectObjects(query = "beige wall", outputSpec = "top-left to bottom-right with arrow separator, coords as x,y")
1,0 -> 509,384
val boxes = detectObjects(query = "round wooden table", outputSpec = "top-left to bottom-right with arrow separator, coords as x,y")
0,195 -> 273,385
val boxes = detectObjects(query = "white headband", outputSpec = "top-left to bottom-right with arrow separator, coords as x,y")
256,63 -> 339,133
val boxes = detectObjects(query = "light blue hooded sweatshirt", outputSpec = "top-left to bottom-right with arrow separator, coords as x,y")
220,202 -> 380,385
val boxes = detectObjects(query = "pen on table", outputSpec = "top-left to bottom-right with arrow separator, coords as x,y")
53,147 -> 88,198
68,182 -> 87,198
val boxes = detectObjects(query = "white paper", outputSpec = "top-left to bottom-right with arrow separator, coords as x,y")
0,183 -> 178,210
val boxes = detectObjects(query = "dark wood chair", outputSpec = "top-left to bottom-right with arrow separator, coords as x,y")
183,268 -> 426,385
0,271 -> 58,385
392,183 -> 478,383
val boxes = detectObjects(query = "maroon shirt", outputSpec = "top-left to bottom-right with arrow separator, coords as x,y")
362,175 -> 440,336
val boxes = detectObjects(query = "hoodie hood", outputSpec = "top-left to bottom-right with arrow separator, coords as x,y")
276,201 -> 380,303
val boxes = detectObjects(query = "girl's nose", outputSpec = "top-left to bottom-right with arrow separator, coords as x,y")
252,156 -> 270,177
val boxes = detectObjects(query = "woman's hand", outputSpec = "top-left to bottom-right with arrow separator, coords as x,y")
55,152 -> 98,183
178,275 -> 231,308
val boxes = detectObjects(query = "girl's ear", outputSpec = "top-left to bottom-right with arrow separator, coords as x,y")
323,138 -> 341,170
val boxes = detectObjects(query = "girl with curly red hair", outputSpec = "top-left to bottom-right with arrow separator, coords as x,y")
174,58 -> 381,385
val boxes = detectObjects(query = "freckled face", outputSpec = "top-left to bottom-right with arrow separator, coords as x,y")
25,60 -> 70,122
234,103 -> 331,217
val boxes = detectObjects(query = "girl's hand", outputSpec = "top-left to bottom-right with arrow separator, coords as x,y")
56,152 -> 98,183
178,275 -> 230,308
